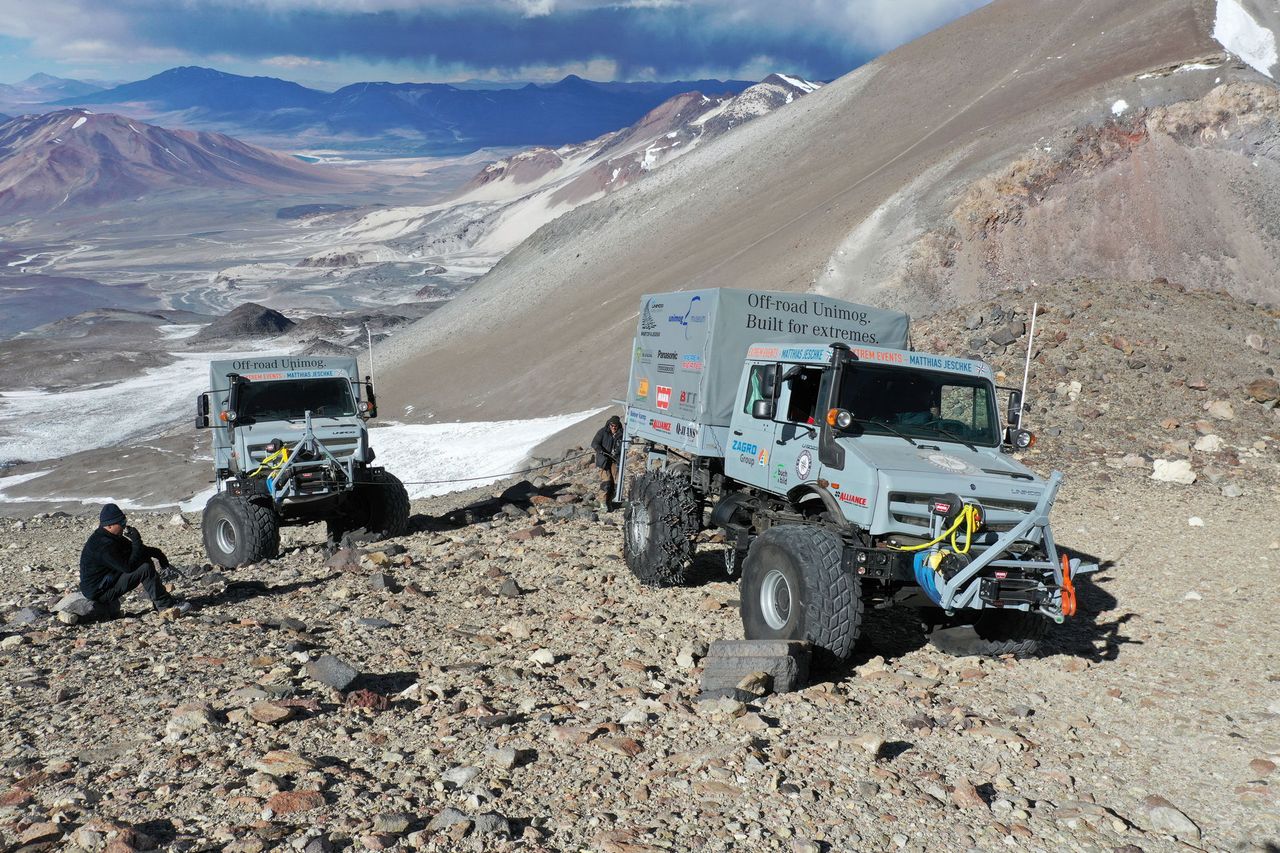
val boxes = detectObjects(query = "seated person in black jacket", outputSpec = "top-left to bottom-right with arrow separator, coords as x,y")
79,503 -> 190,617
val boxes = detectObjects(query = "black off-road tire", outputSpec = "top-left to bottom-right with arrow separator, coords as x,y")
202,493 -> 280,568
343,469 -> 410,540
623,470 -> 700,587
740,525 -> 862,668
928,608 -> 1049,658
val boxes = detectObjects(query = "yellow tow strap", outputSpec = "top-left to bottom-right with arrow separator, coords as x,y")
249,446 -> 290,479
893,503 -> 982,555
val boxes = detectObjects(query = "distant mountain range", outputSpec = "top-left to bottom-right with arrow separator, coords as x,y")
0,73 -> 105,112
0,109 -> 352,215
52,66 -> 758,153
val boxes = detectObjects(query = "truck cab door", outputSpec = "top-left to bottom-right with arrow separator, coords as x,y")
725,363 -> 778,489
771,366 -> 824,492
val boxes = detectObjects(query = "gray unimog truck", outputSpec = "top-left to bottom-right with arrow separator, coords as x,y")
620,289 -> 1093,661
195,355 -> 409,567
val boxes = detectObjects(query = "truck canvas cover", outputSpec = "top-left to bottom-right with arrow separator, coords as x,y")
626,289 -> 910,455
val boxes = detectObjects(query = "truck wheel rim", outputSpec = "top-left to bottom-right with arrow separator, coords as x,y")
760,569 -> 792,630
215,519 -> 237,554
627,502 -> 651,552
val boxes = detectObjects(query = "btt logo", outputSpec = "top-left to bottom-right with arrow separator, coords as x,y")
655,385 -> 671,410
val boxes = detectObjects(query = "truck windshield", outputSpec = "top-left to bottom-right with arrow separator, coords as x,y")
837,364 -> 999,447
237,378 -> 356,421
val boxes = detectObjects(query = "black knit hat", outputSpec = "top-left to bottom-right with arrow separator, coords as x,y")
99,503 -> 126,526
607,415 -> 622,428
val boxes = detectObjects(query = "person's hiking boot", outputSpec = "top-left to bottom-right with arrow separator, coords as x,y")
155,599 -> 193,618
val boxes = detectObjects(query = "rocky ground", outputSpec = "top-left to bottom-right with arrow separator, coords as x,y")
0,276 -> 1278,852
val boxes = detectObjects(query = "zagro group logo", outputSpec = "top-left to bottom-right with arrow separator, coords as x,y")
656,386 -> 671,410
731,439 -> 759,455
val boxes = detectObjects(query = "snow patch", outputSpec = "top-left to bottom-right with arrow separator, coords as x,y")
369,410 -> 602,499
1111,99 -> 1130,115
776,73 -> 820,93
1214,0 -> 1278,78
71,116 -> 87,130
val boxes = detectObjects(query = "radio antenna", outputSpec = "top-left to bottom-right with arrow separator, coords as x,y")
367,325 -> 377,388
1017,302 -> 1038,426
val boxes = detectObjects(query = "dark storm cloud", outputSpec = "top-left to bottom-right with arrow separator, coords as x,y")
131,4 -> 863,78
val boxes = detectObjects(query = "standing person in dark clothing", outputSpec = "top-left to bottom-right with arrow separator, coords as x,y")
591,415 -> 624,511
79,504 -> 190,617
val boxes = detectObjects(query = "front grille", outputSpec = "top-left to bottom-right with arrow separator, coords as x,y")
887,492 -> 1036,533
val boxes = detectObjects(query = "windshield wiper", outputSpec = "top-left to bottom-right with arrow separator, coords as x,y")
851,417 -> 917,447
981,467 -> 1034,481
931,425 -> 978,452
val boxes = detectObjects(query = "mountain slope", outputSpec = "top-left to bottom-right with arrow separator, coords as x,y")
0,109 -> 352,215
332,74 -> 822,263
0,73 -> 103,111
60,67 -> 757,152
376,0 -> 1276,422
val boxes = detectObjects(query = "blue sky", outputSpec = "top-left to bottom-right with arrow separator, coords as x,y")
0,0 -> 991,89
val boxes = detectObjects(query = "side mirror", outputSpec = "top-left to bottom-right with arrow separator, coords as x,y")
751,399 -> 776,420
1006,389 -> 1022,429
195,393 -> 211,429
759,365 -> 778,398
361,376 -> 378,420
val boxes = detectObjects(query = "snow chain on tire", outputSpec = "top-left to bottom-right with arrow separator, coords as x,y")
202,492 -> 280,568
623,470 -> 700,587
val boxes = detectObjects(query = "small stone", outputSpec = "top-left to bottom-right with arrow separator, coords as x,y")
1151,459 -> 1195,485
372,813 -> 413,834
53,591 -> 95,616
253,750 -> 315,776
1142,795 -> 1200,840
427,807 -> 470,832
1187,517 -> 1204,528
369,572 -> 395,591
736,671 -> 772,696
1249,758 -> 1276,776
19,822 -> 61,845
852,733 -> 884,756
487,746 -> 519,770
167,702 -> 219,737
267,789 -> 325,814
57,611 -> 80,625
0,634 -> 25,648
1204,399 -> 1235,420
1245,377 -> 1280,403
529,648 -> 555,666
473,813 -> 511,837
1183,590 -> 1203,601
306,654 -> 359,691
362,551 -> 391,568
442,765 -> 481,786
1245,333 -> 1267,351
1221,483 -> 1244,498
951,781 -> 987,809
169,513 -> 189,527
1193,434 -> 1222,452
510,525 -> 547,541
1186,377 -> 1209,390
248,701 -> 295,724
620,708 -> 650,725
498,578 -> 522,598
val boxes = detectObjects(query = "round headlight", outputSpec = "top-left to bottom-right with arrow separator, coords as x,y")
836,410 -> 854,430
1014,429 -> 1035,449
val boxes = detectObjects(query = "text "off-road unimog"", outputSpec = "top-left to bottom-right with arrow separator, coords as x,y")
620,289 -> 1094,662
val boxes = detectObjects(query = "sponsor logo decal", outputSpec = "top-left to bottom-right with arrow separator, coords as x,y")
681,354 -> 704,371
667,295 -> 707,339
678,390 -> 697,408
739,454 -> 757,466
747,345 -> 780,359
780,347 -> 828,361
655,386 -> 671,410
837,491 -> 868,507
649,419 -> 672,432
796,449 -> 813,480
640,300 -> 664,337
925,452 -> 968,472
675,423 -> 699,440
656,349 -> 678,375
636,378 -> 650,398
634,345 -> 653,363
775,464 -> 788,486
757,449 -> 769,466
731,439 -> 759,455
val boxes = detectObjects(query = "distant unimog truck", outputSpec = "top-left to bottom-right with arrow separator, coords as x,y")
620,289 -> 1093,661
195,355 -> 409,567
